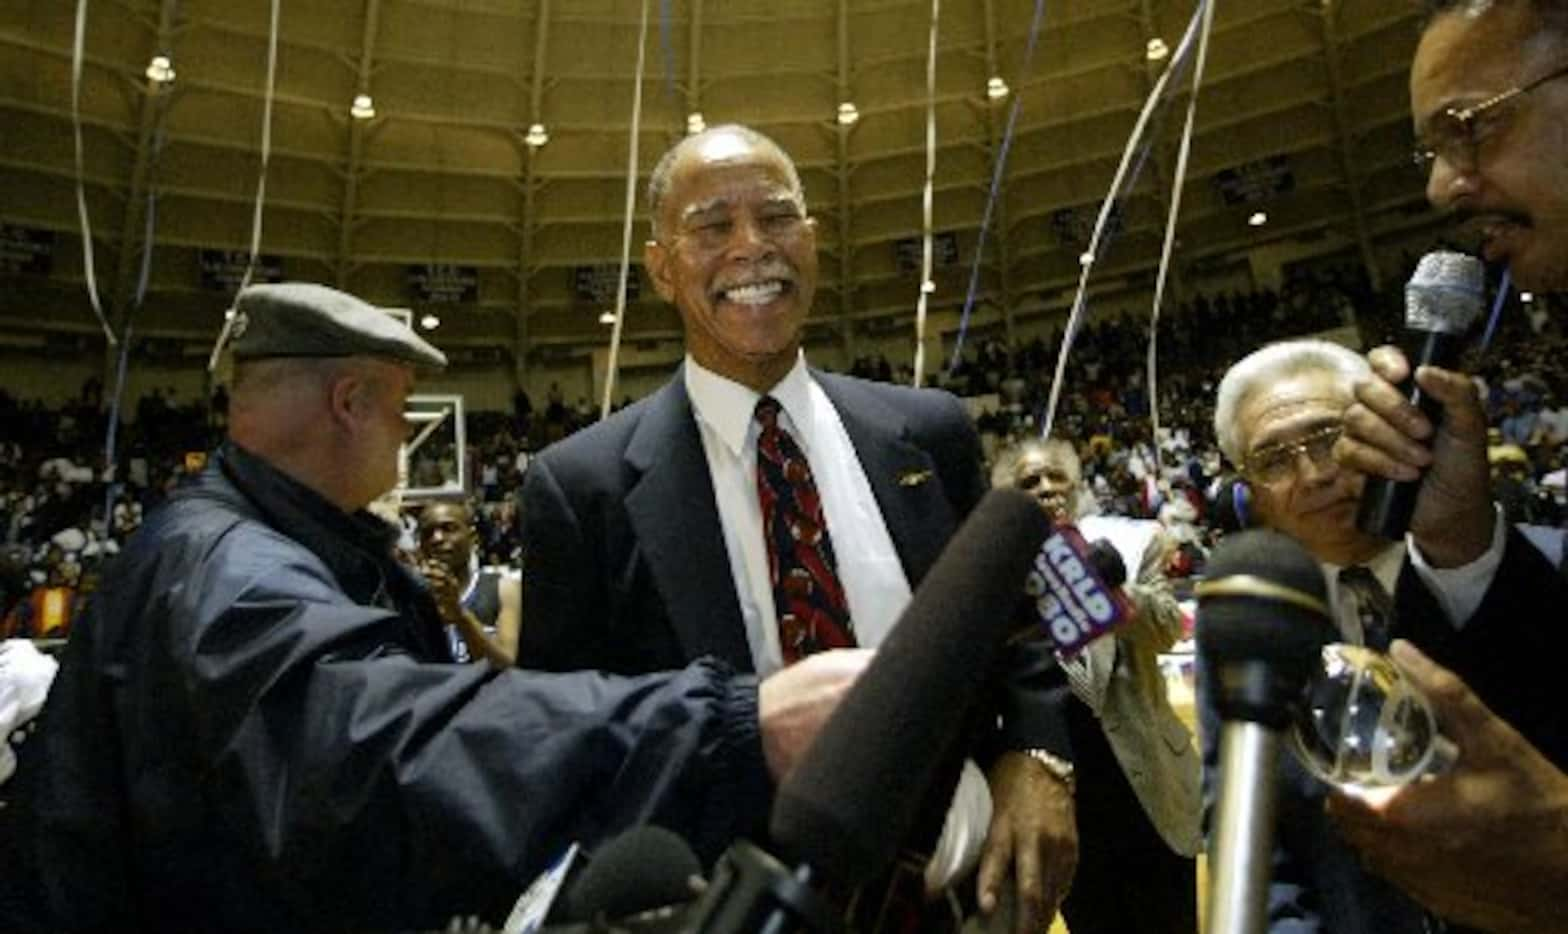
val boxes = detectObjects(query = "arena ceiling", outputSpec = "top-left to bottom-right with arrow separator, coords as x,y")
0,0 -> 1441,370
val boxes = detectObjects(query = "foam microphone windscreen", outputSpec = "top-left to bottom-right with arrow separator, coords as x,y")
769,488 -> 1053,885
1195,529 -> 1334,726
554,826 -> 702,923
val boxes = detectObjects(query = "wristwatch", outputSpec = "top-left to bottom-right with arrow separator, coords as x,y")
1022,748 -> 1076,794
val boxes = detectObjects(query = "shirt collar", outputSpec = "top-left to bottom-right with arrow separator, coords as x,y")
1320,540 -> 1405,596
684,351 -> 814,458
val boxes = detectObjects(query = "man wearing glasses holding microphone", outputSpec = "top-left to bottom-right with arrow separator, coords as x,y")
1331,2 -> 1568,930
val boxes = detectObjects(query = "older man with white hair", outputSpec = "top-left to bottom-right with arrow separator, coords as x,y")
1199,337 -> 1556,933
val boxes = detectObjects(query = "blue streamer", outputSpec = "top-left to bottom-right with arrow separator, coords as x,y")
945,0 -> 1048,377
1479,266 -> 1511,352
660,0 -> 678,116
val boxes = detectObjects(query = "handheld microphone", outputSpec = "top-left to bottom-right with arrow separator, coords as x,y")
1027,524 -> 1132,657
769,488 -> 1053,883
1196,529 -> 1333,934
1357,251 -> 1485,539
688,490 -> 1054,934
549,826 -> 703,926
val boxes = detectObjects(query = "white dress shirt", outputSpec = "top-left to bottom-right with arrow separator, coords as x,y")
1319,505 -> 1507,642
684,352 -> 989,889
684,353 -> 914,676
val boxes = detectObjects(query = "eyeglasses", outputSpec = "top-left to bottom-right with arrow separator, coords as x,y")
1244,424 -> 1342,486
1412,62 -> 1568,174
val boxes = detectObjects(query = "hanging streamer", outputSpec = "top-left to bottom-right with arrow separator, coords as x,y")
207,0 -> 283,373
600,0 -> 654,419
946,0 -> 1049,378
1145,0 -> 1216,477
910,0 -> 941,387
1039,0 -> 1210,440
1479,267 -> 1512,351
71,0 -> 117,345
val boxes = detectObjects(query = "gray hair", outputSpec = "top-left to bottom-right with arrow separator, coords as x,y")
646,124 -> 805,241
1213,339 -> 1371,467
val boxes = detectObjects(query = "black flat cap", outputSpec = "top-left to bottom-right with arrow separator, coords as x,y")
229,282 -> 447,369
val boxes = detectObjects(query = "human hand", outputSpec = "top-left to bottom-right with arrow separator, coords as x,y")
975,750 -> 1078,934
757,648 -> 873,781
1335,346 -> 1493,566
420,561 -> 463,621
1328,640 -> 1568,933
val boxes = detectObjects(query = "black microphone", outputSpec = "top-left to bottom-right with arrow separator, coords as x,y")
1087,539 -> 1127,589
1357,251 -> 1485,539
549,826 -> 703,926
1196,529 -> 1334,934
687,490 -> 1052,934
769,488 -> 1053,884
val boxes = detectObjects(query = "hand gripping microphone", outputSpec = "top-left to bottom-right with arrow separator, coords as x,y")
691,489 -> 1052,934
1357,251 -> 1485,539
1195,530 -> 1333,934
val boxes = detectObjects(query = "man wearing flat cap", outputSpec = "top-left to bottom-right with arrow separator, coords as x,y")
15,282 -> 869,932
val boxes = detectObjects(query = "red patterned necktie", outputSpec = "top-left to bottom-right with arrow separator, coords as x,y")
755,396 -> 856,664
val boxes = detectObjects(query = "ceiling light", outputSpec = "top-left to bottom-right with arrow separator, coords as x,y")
350,93 -> 376,119
145,54 -> 176,85
598,310 -> 618,325
525,123 -> 549,147
1079,251 -> 1095,267
686,112 -> 706,135
837,102 -> 860,126
1248,211 -> 1269,227
1145,38 -> 1169,62
1522,291 -> 1535,303
986,77 -> 1009,100
420,314 -> 441,330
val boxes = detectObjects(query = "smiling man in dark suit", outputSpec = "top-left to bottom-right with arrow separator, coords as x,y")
521,124 -> 1078,933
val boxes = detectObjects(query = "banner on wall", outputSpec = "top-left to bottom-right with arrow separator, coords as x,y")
1051,204 -> 1124,249
573,264 -> 641,304
893,231 -> 959,272
1214,155 -> 1295,205
408,264 -> 479,304
0,224 -> 55,275
199,250 -> 284,291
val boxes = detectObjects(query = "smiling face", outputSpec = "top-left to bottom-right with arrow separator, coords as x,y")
645,131 -> 818,392
1239,370 -> 1386,565
1413,3 -> 1568,290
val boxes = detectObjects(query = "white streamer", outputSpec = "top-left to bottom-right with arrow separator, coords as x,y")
601,0 -> 653,419
1040,1 -> 1209,440
208,0 -> 282,373
1146,0 -> 1216,477
911,0 -> 941,388
71,0 -> 117,345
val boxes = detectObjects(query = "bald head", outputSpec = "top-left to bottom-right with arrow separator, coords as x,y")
647,124 -> 804,241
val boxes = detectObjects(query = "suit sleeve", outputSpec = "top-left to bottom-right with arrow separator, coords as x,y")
519,452 -> 610,672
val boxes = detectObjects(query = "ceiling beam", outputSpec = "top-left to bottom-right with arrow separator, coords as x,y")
834,0 -> 855,361
1317,1 -> 1384,292
1135,0 -> 1187,305
981,0 -> 1014,347
516,0 -> 551,388
336,0 -> 382,290
109,0 -> 184,331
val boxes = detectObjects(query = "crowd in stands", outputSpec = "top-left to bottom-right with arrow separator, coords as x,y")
5,265 -> 1566,639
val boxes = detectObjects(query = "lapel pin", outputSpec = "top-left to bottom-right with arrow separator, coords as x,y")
896,468 -> 933,488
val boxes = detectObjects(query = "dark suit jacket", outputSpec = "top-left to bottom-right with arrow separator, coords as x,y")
520,368 -> 986,676
1197,526 -> 1568,934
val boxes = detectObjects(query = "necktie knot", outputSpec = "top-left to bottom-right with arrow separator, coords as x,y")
755,395 -> 782,429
